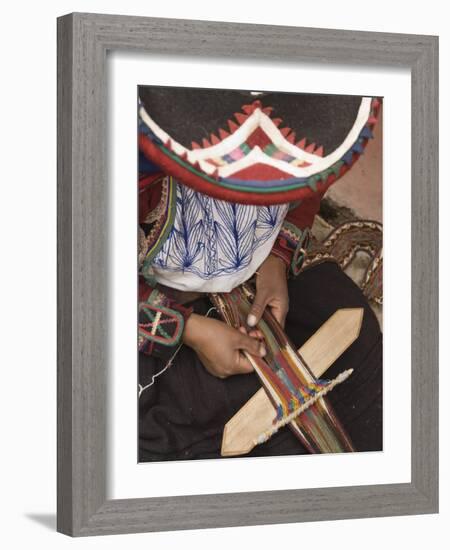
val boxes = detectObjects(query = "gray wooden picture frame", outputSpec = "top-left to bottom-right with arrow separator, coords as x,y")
57,12 -> 439,537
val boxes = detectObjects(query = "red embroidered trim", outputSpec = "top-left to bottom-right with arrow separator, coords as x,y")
139,304 -> 183,346
270,240 -> 292,268
271,223 -> 312,276
138,284 -> 194,357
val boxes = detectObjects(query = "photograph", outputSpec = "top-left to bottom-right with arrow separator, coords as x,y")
137,86 -> 383,462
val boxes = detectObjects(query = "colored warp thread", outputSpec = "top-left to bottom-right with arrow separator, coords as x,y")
209,283 -> 355,453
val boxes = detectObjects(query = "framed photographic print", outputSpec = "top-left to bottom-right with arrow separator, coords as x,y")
57,12 -> 438,536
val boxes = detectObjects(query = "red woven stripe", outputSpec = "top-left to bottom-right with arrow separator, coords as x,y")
259,360 -> 294,406
139,133 -> 371,206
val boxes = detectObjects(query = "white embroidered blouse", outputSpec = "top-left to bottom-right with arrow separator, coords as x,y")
151,182 -> 289,293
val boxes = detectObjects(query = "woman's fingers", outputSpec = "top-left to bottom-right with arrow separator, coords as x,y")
237,331 -> 266,357
247,290 -> 268,327
234,351 -> 255,374
248,328 -> 263,339
239,324 -> 263,339
270,301 -> 289,328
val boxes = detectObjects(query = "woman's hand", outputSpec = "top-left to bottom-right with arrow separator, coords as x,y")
247,254 -> 289,329
183,314 -> 266,379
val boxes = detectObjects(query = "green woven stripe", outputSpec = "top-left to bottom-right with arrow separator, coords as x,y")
263,143 -> 277,156
155,143 -> 316,193
154,136 -> 357,194
240,143 -> 251,154
142,176 -> 177,272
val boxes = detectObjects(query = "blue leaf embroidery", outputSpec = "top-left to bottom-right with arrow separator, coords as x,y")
152,182 -> 288,280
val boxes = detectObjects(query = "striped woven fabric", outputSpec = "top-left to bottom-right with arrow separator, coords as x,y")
210,283 -> 355,453
138,96 -> 380,206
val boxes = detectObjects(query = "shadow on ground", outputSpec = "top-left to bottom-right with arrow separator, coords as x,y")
25,513 -> 56,531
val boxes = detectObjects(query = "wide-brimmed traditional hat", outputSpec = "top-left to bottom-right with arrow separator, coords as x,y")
138,87 -> 380,205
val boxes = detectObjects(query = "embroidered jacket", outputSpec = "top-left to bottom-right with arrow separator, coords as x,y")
137,93 -> 381,360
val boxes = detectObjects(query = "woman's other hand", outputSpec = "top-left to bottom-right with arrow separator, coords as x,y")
183,314 -> 266,379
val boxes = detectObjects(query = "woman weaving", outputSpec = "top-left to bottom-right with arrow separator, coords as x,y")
138,87 -> 383,461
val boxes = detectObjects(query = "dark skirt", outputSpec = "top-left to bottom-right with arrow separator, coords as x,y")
139,261 -> 383,462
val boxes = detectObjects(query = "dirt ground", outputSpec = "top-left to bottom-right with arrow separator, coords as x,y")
312,105 -> 383,326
